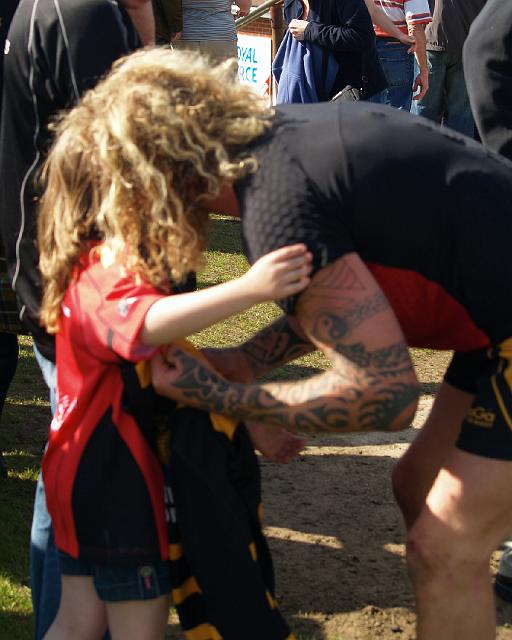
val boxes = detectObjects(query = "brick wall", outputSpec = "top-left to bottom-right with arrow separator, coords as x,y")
238,16 -> 271,37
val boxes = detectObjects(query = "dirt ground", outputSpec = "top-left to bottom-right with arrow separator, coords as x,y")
165,350 -> 512,639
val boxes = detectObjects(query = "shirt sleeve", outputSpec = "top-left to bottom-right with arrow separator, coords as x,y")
403,0 -> 432,27
304,0 -> 375,53
238,131 -> 355,315
78,265 -> 166,363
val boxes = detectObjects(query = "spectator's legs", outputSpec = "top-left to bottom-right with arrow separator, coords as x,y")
370,41 -> 415,111
173,39 -> 237,63
443,52 -> 474,137
407,451 -> 512,640
31,345 -> 59,640
0,332 -> 19,477
495,544 -> 512,602
410,51 -> 446,124
31,478 -> 61,640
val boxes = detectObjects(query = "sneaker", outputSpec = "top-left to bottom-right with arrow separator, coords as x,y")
496,547 -> 512,602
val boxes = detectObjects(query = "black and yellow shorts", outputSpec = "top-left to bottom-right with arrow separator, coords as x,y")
445,338 -> 512,460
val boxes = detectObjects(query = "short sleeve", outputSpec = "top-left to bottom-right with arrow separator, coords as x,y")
75,264 -> 166,363
238,129 -> 354,314
403,0 -> 432,26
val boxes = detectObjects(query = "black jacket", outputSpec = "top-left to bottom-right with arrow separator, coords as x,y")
0,0 -> 140,361
0,0 -> 20,119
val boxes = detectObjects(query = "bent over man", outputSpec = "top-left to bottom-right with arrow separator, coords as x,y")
138,48 -> 512,640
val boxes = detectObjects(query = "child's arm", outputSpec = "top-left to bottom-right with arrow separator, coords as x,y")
139,244 -> 312,346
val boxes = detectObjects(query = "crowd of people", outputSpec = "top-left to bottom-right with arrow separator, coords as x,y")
1,0 -> 512,639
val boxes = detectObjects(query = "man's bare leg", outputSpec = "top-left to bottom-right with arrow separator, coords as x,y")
407,450 -> 512,640
392,381 -> 473,528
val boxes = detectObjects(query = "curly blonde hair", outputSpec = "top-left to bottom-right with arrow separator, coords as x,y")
38,47 -> 273,333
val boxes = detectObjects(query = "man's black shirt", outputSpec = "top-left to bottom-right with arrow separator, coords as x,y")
237,101 -> 512,351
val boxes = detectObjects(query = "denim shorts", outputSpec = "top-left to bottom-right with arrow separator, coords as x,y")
58,552 -> 171,602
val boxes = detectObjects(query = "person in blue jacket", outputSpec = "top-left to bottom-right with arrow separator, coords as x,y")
273,0 -> 387,103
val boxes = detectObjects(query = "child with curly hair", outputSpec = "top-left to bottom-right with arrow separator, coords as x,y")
37,49 -> 310,639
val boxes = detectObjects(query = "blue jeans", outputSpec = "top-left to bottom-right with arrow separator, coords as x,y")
410,50 -> 474,137
31,346 -> 58,640
370,40 -> 414,111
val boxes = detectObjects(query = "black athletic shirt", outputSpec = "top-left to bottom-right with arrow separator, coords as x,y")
236,101 -> 512,351
0,0 -> 20,119
0,0 -> 140,362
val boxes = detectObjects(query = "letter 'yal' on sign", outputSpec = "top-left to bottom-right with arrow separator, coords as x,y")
237,34 -> 272,103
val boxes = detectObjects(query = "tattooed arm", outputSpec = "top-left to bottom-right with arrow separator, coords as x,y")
152,253 -> 420,432
201,315 -> 315,383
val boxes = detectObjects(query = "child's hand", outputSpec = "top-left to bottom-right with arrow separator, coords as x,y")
246,420 -> 306,463
243,244 -> 312,303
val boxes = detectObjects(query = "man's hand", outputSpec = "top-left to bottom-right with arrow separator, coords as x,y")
246,421 -> 306,463
289,19 -> 309,41
400,32 -> 416,54
412,69 -> 429,101
411,24 -> 428,100
151,349 -> 184,397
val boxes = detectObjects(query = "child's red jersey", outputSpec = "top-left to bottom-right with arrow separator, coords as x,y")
42,248 -> 169,563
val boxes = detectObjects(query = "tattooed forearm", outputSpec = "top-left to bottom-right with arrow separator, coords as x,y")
238,315 -> 314,377
159,348 -> 419,434
156,256 -> 420,433
334,340 -> 413,374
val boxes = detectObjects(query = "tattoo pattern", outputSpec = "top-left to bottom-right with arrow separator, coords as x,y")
310,291 -> 390,344
239,316 -> 313,377
163,257 -> 419,434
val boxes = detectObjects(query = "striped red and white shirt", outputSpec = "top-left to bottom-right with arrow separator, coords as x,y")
373,0 -> 431,37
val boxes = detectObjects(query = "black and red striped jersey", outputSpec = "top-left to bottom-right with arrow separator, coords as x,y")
42,248 -> 168,564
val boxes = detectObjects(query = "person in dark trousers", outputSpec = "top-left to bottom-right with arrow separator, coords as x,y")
411,0 -> 486,136
0,0 -> 21,480
0,1 -> 153,635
